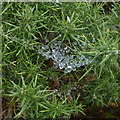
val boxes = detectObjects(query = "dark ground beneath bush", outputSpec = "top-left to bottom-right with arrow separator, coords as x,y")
2,96 -> 120,119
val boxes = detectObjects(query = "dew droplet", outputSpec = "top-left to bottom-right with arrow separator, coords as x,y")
59,63 -> 65,69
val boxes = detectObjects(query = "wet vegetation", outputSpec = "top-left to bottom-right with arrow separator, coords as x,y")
2,2 -> 120,119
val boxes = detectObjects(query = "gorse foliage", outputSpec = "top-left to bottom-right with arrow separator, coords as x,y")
2,2 -> 120,119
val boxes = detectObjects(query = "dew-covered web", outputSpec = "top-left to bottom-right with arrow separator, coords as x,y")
37,39 -> 93,73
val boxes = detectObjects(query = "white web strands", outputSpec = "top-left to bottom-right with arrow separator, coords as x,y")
38,39 -> 93,73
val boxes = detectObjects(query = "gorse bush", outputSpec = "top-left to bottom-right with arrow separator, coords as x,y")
83,78 -> 120,107
2,2 -> 120,119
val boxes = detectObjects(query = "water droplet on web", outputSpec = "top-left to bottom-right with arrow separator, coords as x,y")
65,66 -> 72,73
59,63 -> 65,69
65,49 -> 70,53
92,39 -> 95,43
45,38 -> 49,43
82,42 -> 87,46
72,67 -> 76,71
77,35 -> 80,38
42,46 -> 46,50
64,67 -> 72,73
58,56 -> 64,62
77,62 -> 82,67
89,59 -> 93,63
38,49 -> 42,54
64,47 -> 68,50
67,16 -> 70,23
81,62 -> 85,66
52,49 -> 56,53
44,45 -> 49,49
42,52 -> 47,57
54,42 -> 58,46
